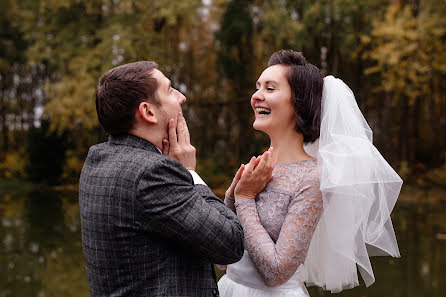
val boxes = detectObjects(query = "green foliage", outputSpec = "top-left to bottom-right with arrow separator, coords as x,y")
257,1 -> 303,51
61,150 -> 85,184
0,150 -> 27,179
196,145 -> 237,197
398,160 -> 411,182
426,165 -> 446,188
216,0 -> 254,78
362,4 -> 445,102
0,0 -> 445,185
361,1 -> 446,165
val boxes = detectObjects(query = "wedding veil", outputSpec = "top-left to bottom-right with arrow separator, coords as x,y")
303,76 -> 403,292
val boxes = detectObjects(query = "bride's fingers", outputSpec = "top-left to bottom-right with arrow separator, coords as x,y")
252,155 -> 262,169
227,164 -> 245,196
234,164 -> 245,181
253,152 -> 268,175
258,150 -> 274,181
246,157 -> 256,174
265,147 -> 274,179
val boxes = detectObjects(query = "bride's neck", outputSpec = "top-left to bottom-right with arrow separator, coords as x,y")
269,130 -> 312,164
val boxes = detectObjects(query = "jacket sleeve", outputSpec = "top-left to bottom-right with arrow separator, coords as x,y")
137,157 -> 244,264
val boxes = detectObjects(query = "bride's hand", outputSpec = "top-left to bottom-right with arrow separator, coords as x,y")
225,150 -> 268,198
225,164 -> 245,199
234,147 -> 274,201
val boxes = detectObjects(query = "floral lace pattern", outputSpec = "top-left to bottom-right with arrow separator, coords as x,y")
225,159 -> 323,287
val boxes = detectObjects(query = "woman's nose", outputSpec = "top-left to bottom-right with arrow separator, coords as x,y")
251,90 -> 264,102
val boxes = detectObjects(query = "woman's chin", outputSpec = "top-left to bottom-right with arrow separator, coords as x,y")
253,121 -> 268,133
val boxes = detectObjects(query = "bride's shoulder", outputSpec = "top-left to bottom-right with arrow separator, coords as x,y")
288,158 -> 319,181
305,159 -> 320,181
269,159 -> 319,193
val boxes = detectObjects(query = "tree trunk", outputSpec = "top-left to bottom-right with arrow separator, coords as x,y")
408,97 -> 420,165
399,96 -> 409,162
429,86 -> 441,165
382,91 -> 394,162
0,86 -> 8,154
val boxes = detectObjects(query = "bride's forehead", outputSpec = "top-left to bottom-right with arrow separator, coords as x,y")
258,65 -> 287,82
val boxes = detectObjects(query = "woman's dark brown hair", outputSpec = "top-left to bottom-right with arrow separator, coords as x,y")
95,61 -> 159,135
267,50 -> 323,143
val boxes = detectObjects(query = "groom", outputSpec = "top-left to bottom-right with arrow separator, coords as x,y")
79,61 -> 244,297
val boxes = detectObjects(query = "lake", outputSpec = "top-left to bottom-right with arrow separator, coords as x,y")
1,185 -> 445,296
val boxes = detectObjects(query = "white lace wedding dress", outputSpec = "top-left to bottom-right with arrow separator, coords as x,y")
218,76 -> 402,296
218,159 -> 322,297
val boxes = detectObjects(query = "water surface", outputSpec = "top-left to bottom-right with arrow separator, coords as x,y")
1,186 -> 445,296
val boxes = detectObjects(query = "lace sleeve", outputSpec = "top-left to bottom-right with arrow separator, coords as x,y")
224,193 -> 236,213
234,177 -> 323,287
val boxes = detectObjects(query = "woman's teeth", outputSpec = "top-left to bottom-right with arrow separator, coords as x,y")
256,108 -> 271,115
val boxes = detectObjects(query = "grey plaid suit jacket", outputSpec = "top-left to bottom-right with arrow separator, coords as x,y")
79,134 -> 244,297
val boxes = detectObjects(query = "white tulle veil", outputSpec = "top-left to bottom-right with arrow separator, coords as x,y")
303,76 -> 402,293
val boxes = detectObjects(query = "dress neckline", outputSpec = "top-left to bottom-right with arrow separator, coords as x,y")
274,158 -> 317,167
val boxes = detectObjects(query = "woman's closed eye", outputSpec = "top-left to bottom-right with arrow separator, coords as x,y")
254,86 -> 275,92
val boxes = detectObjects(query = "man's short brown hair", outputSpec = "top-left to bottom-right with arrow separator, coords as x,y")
95,61 -> 159,135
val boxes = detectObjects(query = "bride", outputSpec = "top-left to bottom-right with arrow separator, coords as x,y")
217,50 -> 402,297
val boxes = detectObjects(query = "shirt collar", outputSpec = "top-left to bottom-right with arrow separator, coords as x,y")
108,134 -> 161,154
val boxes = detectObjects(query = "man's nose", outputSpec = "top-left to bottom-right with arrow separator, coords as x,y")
177,91 -> 186,104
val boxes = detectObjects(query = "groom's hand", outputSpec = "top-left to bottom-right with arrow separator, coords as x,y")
162,112 -> 196,170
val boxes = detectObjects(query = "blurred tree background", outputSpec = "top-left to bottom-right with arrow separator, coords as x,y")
0,0 -> 445,191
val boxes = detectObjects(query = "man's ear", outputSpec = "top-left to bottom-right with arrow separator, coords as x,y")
137,102 -> 158,124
